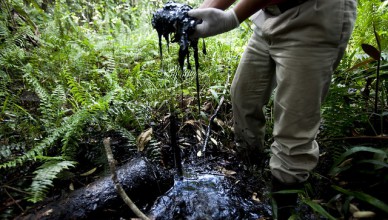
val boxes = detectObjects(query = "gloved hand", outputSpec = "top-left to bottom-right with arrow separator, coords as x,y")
188,8 -> 240,38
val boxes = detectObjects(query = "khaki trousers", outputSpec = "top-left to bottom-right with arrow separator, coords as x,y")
231,0 -> 357,183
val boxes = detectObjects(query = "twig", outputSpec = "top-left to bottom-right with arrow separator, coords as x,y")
103,137 -> 150,220
2,185 -> 32,195
201,70 -> 231,155
4,188 -> 24,212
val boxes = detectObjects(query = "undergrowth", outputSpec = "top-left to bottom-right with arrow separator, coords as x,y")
0,0 -> 244,217
0,0 -> 387,219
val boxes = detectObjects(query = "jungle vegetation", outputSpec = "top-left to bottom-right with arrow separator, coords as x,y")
0,0 -> 387,219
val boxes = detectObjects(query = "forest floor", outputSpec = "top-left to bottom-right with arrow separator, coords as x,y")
1,98 -> 388,219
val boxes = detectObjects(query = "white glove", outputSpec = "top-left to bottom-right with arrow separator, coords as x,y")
188,8 -> 240,38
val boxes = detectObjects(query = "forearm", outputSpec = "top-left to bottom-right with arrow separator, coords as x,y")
198,0 -> 236,10
198,0 -> 272,23
233,0 -> 272,22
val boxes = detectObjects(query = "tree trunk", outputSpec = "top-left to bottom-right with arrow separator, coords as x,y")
16,157 -> 173,220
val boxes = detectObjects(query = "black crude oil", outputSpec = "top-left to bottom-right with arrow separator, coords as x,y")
152,1 -> 205,114
151,2 -> 205,177
151,1 -> 204,71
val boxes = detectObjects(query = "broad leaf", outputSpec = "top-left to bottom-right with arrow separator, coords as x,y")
361,44 -> 381,61
330,146 -> 387,175
332,185 -> 388,214
303,199 -> 337,220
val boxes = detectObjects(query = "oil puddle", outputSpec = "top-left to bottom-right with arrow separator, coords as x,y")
148,171 -> 271,220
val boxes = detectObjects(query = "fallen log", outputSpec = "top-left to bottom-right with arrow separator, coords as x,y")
16,157 -> 173,220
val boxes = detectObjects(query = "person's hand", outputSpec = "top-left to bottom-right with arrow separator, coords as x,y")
188,8 -> 240,38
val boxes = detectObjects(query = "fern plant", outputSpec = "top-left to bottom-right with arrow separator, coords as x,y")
28,158 -> 76,203
1,0 -> 245,209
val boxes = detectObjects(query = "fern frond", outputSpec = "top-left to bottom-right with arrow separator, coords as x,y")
52,85 -> 67,104
13,26 -> 29,47
23,65 -> 50,103
103,70 -> 122,91
146,139 -> 162,163
103,55 -> 116,74
0,126 -> 63,169
1,76 -> 130,165
0,142 -> 26,163
63,71 -> 93,107
0,20 -> 9,40
61,109 -> 89,156
61,88 -> 123,156
0,44 -> 25,69
28,159 -> 76,203
22,66 -> 63,128
0,70 -> 10,104
0,101 -> 97,169
106,122 -> 136,144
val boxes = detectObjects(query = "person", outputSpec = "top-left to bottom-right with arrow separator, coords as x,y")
188,0 -> 357,219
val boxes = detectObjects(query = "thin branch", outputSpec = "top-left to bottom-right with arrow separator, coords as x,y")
1,185 -> 33,195
103,137 -> 150,220
201,70 -> 231,155
4,188 -> 24,212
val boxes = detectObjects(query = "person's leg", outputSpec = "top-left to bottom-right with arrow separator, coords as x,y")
270,43 -> 338,220
269,0 -> 357,185
261,0 -> 357,218
231,24 -> 276,165
269,46 -> 333,183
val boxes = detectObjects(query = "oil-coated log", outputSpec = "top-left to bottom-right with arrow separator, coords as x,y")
16,157 -> 173,220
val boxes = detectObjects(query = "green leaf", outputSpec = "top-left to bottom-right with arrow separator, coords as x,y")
28,160 -> 76,203
12,5 -> 37,31
361,44 -> 381,61
373,24 -> 381,51
25,0 -> 43,11
302,199 -> 337,220
330,146 -> 387,175
332,185 -> 388,214
358,159 -> 388,169
331,158 -> 388,176
272,189 -> 304,195
209,88 -> 219,103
